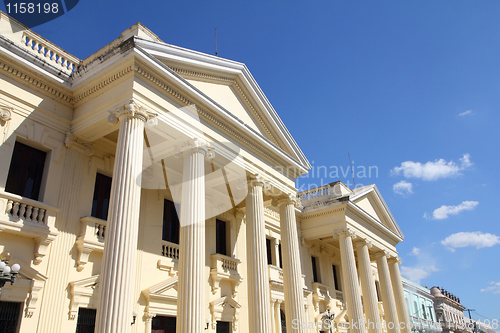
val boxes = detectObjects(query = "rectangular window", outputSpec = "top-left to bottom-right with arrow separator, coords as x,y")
163,200 -> 180,244
216,219 -> 228,255
5,141 -> 46,200
91,173 -> 112,220
332,265 -> 340,291
266,238 -> 273,265
216,321 -> 231,333
312,256 -> 320,283
75,308 -> 96,333
0,301 -> 21,333
278,243 -> 283,269
152,315 -> 176,333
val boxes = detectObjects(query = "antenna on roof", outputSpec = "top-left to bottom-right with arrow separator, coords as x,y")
348,153 -> 356,188
215,27 -> 218,57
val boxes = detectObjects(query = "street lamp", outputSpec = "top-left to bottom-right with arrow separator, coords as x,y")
0,252 -> 21,294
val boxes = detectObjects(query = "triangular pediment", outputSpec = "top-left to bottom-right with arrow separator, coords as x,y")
142,276 -> 178,301
350,185 -> 404,240
133,37 -> 311,174
210,295 -> 241,310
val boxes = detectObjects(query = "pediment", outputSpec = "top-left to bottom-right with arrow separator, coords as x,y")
210,295 -> 241,310
349,185 -> 404,240
142,276 -> 178,301
133,37 -> 311,174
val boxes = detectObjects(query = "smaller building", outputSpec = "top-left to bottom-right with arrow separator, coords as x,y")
402,278 -> 442,333
430,286 -> 471,333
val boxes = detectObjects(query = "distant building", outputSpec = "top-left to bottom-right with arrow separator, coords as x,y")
402,277 -> 442,333
430,287 -> 471,333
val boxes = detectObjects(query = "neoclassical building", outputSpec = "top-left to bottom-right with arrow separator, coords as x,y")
402,278 -> 442,333
430,287 -> 470,333
0,11 -> 411,333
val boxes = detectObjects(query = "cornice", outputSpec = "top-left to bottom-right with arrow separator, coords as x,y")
169,66 -> 235,84
0,60 -> 73,104
301,206 -> 345,221
73,65 -> 135,103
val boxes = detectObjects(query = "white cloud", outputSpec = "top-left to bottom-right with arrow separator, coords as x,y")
409,247 -> 421,256
459,110 -> 474,117
400,265 -> 439,284
393,181 -> 413,196
441,231 -> 500,252
391,154 -> 472,181
480,281 -> 500,294
429,201 -> 479,220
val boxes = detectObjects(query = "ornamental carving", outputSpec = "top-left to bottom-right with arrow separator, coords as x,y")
0,105 -> 12,124
65,133 -> 94,156
108,99 -> 158,125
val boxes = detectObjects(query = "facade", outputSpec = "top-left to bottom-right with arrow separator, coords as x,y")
0,11 -> 411,333
430,287 -> 470,333
401,278 -> 441,333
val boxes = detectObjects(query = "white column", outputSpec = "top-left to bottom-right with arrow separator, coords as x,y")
376,252 -> 400,333
275,301 -> 283,333
277,196 -> 307,333
176,140 -> 210,333
273,239 -> 281,268
355,240 -> 383,333
271,299 -> 276,332
96,101 -> 156,333
388,257 -> 411,333
246,175 -> 273,333
334,228 -> 366,333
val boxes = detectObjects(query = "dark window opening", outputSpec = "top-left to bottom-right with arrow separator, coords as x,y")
216,219 -> 228,255
0,301 -> 21,333
375,281 -> 382,302
91,173 -> 112,220
278,243 -> 283,269
5,141 -> 46,200
152,315 -> 176,333
216,321 -> 231,333
422,303 -> 427,319
163,199 -> 180,244
75,308 -> 96,333
266,238 -> 273,265
281,309 -> 287,333
332,265 -> 340,291
312,256 -> 320,283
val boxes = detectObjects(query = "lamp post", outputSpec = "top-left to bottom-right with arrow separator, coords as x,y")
0,252 -> 21,294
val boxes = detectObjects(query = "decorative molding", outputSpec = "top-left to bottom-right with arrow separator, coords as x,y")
73,65 -> 135,103
65,133 -> 94,156
108,99 -> 158,125
387,256 -> 402,265
301,206 -> 345,221
0,105 -> 12,124
209,296 -> 241,331
170,67 -> 235,84
247,174 -> 270,190
332,228 -> 357,239
68,275 -> 100,320
0,61 -> 73,103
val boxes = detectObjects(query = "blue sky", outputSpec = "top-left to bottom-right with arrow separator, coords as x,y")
6,0 -> 499,322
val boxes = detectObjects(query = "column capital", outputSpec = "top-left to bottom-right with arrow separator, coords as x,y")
374,249 -> 390,259
387,256 -> 402,265
354,238 -> 373,250
181,138 -> 214,158
248,174 -> 270,190
65,133 -> 94,156
333,227 -> 357,239
273,192 -> 300,208
0,105 -> 12,124
108,99 -> 158,125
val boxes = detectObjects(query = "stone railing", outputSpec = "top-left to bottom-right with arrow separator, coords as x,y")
161,241 -> 179,260
21,31 -> 80,74
312,282 -> 331,311
298,181 -> 351,207
0,191 -> 59,265
210,253 -> 242,297
75,216 -> 106,271
268,264 -> 284,283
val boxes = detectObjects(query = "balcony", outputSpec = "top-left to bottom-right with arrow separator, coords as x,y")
157,241 -> 179,276
210,253 -> 242,297
0,191 -> 59,264
312,282 -> 332,311
75,216 -> 106,271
